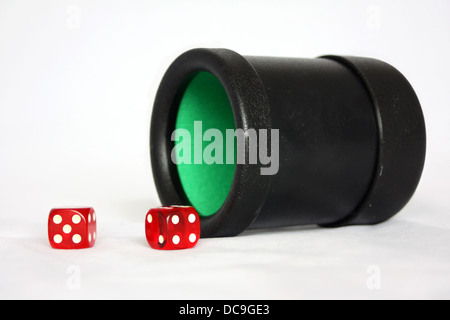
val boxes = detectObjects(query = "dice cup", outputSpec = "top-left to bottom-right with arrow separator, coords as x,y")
150,48 -> 426,238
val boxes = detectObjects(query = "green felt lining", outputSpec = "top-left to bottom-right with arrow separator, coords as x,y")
174,72 -> 236,217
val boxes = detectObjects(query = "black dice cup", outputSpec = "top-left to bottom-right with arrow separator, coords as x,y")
150,48 -> 426,238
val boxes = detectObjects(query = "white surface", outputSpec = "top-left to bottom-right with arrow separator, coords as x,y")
1,0 -> 450,299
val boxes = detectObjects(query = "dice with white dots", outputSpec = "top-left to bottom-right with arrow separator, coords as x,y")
145,206 -> 200,250
48,207 -> 97,249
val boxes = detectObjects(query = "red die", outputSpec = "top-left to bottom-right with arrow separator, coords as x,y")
145,206 -> 200,250
48,207 -> 97,249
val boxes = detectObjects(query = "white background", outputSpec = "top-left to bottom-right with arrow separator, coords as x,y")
0,0 -> 449,299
